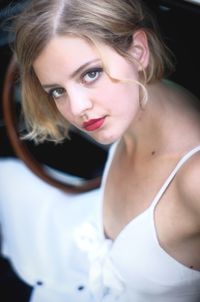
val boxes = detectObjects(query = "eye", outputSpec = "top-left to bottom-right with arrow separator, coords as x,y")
48,87 -> 65,99
81,68 -> 102,84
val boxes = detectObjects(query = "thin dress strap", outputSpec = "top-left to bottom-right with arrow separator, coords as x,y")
150,145 -> 200,209
101,140 -> 119,190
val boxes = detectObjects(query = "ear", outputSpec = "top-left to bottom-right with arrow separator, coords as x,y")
128,30 -> 150,70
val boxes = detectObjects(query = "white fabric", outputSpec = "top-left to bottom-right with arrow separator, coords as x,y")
74,144 -> 200,302
0,158 -> 100,302
1,143 -> 200,302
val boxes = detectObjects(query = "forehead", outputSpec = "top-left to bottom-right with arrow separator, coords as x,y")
33,36 -> 98,74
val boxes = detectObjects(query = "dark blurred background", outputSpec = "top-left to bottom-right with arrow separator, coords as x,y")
0,0 -> 200,301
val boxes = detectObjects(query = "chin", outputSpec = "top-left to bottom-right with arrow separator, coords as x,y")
92,132 -> 119,146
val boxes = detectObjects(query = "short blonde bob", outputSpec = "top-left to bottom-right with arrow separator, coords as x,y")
14,0 -> 174,143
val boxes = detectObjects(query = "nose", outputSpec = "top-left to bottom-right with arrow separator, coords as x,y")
67,86 -> 93,117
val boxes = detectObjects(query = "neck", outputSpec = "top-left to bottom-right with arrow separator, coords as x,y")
122,81 -> 169,159
120,79 -> 200,164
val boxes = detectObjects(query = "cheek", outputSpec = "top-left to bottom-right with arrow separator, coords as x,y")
106,82 -> 140,113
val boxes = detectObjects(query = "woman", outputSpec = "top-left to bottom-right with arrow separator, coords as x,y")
2,0 -> 200,301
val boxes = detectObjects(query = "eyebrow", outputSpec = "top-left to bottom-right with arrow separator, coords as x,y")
42,58 -> 101,89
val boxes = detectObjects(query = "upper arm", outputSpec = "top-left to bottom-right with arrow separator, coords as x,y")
176,152 -> 200,230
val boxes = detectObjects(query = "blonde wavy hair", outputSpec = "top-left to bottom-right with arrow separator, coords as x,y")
14,0 -> 174,143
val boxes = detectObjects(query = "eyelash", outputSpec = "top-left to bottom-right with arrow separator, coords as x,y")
47,67 -> 103,100
81,67 -> 103,84
48,87 -> 65,99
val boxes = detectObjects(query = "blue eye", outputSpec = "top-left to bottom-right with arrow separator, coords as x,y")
49,87 -> 65,99
82,68 -> 102,84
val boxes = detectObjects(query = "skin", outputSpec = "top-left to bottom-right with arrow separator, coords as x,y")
34,34 -> 200,270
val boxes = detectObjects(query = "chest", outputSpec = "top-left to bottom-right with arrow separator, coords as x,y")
103,154 -> 174,239
102,153 -> 200,270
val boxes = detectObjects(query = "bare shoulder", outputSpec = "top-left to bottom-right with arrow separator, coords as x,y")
163,80 -> 200,112
164,79 -> 199,100
176,150 -> 200,227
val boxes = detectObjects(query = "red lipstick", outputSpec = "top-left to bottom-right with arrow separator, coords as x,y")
83,117 -> 105,131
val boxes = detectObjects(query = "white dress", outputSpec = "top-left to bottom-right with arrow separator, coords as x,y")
1,142 -> 200,302
0,157 -> 101,302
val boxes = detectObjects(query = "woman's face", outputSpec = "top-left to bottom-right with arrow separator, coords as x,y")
33,36 -> 142,144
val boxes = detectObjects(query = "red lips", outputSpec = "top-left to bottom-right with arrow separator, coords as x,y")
83,117 -> 105,131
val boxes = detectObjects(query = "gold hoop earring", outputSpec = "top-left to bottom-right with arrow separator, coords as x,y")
139,84 -> 148,109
